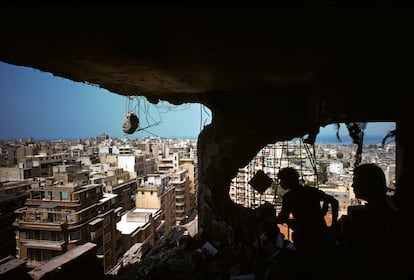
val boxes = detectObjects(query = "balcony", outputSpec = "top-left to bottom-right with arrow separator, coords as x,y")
20,239 -> 66,251
14,208 -> 68,230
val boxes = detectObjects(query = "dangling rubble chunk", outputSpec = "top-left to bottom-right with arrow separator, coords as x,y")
248,170 -> 273,194
123,111 -> 139,134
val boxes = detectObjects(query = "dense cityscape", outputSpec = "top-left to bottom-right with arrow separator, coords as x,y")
0,134 -> 396,278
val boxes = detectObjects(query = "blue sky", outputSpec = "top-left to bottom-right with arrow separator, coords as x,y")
0,61 -> 395,141
0,62 -> 211,140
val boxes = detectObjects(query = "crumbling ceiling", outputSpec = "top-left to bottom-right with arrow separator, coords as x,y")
1,1 -> 412,115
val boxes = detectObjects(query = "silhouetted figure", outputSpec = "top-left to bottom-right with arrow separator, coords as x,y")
392,173 -> 410,215
256,202 -> 284,250
255,202 -> 284,280
275,167 -> 339,259
337,163 -> 402,279
390,173 -> 413,279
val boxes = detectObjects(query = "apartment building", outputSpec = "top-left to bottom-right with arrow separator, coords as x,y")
52,162 -> 90,186
0,144 -> 16,167
94,166 -> 137,212
0,164 -> 36,182
136,173 -> 176,233
158,152 -> 197,221
180,159 -> 198,211
99,153 -> 118,166
89,162 -> 137,211
0,180 -> 41,259
170,169 -> 191,224
22,152 -> 72,177
114,173 -> 175,253
16,146 -> 38,165
116,208 -> 160,250
13,181 -> 122,273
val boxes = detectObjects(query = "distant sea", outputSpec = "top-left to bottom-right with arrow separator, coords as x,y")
315,134 -> 394,145
173,134 -> 394,145
22,134 -> 392,144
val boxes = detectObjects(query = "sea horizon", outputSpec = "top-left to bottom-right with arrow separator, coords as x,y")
314,134 -> 394,145
1,133 -> 395,145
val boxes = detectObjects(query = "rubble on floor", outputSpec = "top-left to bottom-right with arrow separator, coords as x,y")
104,226 -> 263,280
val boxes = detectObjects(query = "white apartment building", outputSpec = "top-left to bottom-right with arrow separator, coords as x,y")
118,155 -> 138,178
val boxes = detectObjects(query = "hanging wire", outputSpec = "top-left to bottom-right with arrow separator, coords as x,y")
284,141 -> 289,167
154,101 -> 191,114
273,141 -> 286,208
299,139 -> 304,182
140,129 -> 160,138
122,96 -> 162,136
124,98 -> 211,138
272,143 -> 278,205
312,143 -> 318,187
251,154 -> 256,208
300,137 -> 319,188
140,97 -> 161,129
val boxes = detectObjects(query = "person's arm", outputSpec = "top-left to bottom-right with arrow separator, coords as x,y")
325,194 -> 339,226
319,190 -> 339,226
321,200 -> 329,216
276,206 -> 289,225
331,197 -> 339,226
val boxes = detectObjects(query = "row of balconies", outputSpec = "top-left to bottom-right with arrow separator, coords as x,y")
15,207 -> 98,225
19,238 -> 66,251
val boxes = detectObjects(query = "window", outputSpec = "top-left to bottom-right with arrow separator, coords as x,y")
28,249 -> 35,261
41,231 -> 51,241
61,191 -> 68,199
27,231 -> 35,239
69,231 -> 81,242
47,211 -> 56,222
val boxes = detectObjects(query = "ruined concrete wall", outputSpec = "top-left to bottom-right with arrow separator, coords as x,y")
196,90 -> 315,245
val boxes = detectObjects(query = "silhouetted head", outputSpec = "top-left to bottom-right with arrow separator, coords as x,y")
277,167 -> 300,190
352,163 -> 387,201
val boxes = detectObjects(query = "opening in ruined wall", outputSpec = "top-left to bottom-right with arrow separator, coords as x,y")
0,62 -> 213,141
229,121 -> 396,214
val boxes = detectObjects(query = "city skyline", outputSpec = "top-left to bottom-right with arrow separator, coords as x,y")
1,61 -> 395,142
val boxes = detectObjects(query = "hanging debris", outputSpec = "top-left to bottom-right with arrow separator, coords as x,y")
303,126 -> 320,145
345,122 -> 366,167
122,111 -> 139,134
249,170 -> 273,194
382,129 -> 396,146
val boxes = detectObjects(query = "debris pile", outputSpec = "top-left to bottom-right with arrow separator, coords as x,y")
105,205 -> 301,280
